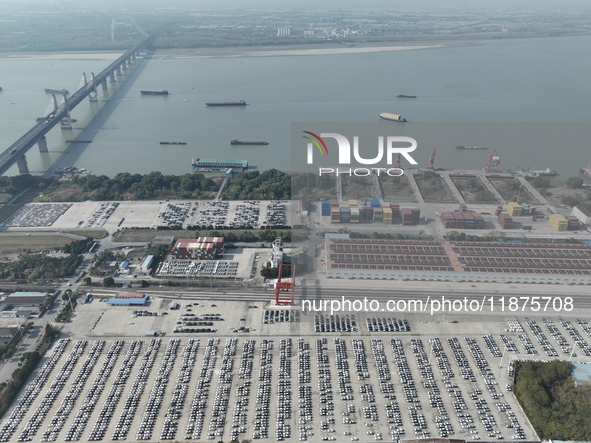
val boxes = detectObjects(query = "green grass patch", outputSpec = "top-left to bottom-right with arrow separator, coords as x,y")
0,193 -> 12,204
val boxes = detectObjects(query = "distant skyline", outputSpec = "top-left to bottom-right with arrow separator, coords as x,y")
0,0 -> 590,10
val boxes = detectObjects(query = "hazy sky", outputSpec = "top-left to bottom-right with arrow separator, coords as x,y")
1,0 -> 590,10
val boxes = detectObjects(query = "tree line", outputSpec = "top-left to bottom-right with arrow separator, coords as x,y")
222,169 -> 291,200
513,360 -> 591,440
0,324 -> 56,418
0,238 -> 93,282
70,172 -> 219,200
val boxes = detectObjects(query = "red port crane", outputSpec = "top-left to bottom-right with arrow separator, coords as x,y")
427,147 -> 436,170
275,263 -> 295,305
485,150 -> 501,172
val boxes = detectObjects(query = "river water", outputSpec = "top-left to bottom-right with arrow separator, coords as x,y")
1,35 -> 590,177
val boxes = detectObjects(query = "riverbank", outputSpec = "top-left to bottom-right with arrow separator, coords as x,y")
163,41 -> 454,59
0,40 -> 462,61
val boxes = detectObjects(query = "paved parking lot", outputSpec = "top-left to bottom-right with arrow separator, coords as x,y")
0,203 -> 72,228
3,298 -> 590,443
2,200 -> 292,233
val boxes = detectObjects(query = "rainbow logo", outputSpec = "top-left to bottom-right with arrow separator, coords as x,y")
303,131 -> 328,164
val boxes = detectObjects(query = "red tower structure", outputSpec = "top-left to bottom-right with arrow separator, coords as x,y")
485,150 -> 501,172
275,263 -> 295,305
427,147 -> 436,170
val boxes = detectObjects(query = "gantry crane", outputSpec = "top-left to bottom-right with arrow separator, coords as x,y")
427,147 -> 436,170
485,150 -> 501,172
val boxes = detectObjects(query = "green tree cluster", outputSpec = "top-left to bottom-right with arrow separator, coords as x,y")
566,177 -> 584,188
513,360 -> 591,440
62,238 -> 94,254
223,169 -> 290,200
0,249 -> 84,281
0,324 -> 56,417
260,265 -> 292,279
0,174 -> 55,195
530,176 -> 551,188
70,171 -> 217,200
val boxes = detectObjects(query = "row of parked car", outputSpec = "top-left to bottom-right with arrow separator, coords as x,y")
160,338 -> 199,440
185,338 -> 219,440
0,339 -> 71,442
19,341 -> 88,442
41,341 -> 106,442
64,341 -> 125,441
136,339 -> 181,440
524,318 -> 558,357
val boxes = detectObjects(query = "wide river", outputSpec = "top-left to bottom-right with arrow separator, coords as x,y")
1,35 -> 590,177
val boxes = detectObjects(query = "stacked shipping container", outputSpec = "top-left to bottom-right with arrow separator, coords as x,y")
498,213 -> 513,229
439,211 -> 485,229
565,215 -> 581,231
383,207 -> 393,224
548,214 -> 568,231
331,208 -> 340,223
507,202 -> 522,217
350,208 -> 360,223
373,208 -> 384,223
322,200 -> 421,225
401,208 -> 413,226
361,207 -> 374,221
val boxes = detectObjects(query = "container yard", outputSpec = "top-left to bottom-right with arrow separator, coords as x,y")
440,211 -> 485,230
321,200 -> 421,225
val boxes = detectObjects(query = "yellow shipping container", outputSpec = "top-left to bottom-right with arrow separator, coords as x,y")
549,214 -> 568,231
348,199 -> 358,208
383,207 -> 393,225
508,208 -> 521,217
507,202 -> 522,217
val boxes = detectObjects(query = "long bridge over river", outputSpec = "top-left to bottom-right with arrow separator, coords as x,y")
0,33 -> 154,176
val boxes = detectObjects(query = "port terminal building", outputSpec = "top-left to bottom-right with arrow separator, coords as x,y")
107,293 -> 148,306
572,206 -> 591,225
171,237 -> 225,260
3,292 -> 48,306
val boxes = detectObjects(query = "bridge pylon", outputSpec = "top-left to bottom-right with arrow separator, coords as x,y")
38,136 -> 48,153
89,73 -> 98,102
109,72 -> 116,82
16,156 -> 29,174
60,93 -> 73,130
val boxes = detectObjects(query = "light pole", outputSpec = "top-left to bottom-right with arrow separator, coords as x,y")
499,345 -> 507,369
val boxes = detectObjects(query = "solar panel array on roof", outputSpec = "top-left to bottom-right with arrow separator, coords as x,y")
326,239 -> 591,276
